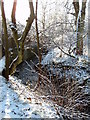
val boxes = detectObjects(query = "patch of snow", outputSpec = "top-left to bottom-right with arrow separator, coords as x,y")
64,57 -> 78,66
41,47 -> 65,65
41,47 -> 89,68
0,75 -> 60,119
78,55 -> 88,63
0,56 -> 5,73
41,47 -> 78,66
41,49 -> 89,83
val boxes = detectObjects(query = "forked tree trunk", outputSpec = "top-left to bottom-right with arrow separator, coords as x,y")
9,0 -> 35,74
1,0 -> 35,75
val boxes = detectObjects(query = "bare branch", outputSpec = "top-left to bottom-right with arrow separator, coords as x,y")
53,41 -> 76,58
11,0 -> 17,25
11,0 -> 19,49
21,0 -> 35,44
9,0 -> 35,74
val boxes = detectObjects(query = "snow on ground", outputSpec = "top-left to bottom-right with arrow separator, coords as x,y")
41,47 -> 66,65
41,47 -> 90,84
41,47 -> 89,66
0,75 -> 60,119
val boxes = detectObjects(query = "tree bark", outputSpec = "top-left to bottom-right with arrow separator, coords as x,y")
76,1 -> 87,55
73,0 -> 87,55
34,0 -> 42,91
1,0 -> 9,80
11,0 -> 19,49
88,0 -> 90,64
73,1 -> 79,25
9,0 -> 35,74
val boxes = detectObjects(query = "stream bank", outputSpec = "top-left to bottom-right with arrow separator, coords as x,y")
13,49 -> 90,119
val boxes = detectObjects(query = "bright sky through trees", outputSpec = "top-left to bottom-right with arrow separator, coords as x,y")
0,0 -> 67,25
3,0 -> 30,25
0,0 -> 89,25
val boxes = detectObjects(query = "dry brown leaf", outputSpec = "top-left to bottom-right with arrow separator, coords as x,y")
27,97 -> 32,102
35,102 -> 42,105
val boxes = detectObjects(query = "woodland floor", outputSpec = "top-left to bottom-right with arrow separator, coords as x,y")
0,76 -> 60,119
13,55 -> 90,119
0,20 -> 90,119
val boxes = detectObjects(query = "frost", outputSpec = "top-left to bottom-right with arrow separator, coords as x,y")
0,75 -> 60,118
41,47 -> 65,65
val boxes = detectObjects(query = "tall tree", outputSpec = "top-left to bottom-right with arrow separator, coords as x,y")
73,0 -> 87,55
1,0 -> 9,80
34,0 -> 42,91
1,0 -> 35,75
88,0 -> 90,63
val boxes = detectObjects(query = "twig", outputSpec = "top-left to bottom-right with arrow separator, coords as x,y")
53,41 -> 76,58
25,60 -> 57,94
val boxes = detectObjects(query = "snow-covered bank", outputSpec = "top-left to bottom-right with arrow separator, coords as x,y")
41,47 -> 89,66
0,75 -> 60,118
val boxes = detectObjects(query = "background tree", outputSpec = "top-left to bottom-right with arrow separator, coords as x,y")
73,0 -> 87,55
34,0 -> 42,90
88,0 -> 90,64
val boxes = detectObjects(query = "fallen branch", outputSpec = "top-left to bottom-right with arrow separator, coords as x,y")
53,41 -> 76,58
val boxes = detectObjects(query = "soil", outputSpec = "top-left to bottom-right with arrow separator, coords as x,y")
14,59 -> 38,89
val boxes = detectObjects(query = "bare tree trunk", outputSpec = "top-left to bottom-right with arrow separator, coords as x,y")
76,1 -> 87,55
60,23 -> 64,57
34,0 -> 42,91
11,0 -> 19,49
1,0 -> 9,80
9,0 -> 35,74
73,0 -> 79,25
35,0 -> 41,64
88,0 -> 90,69
73,0 -> 87,55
